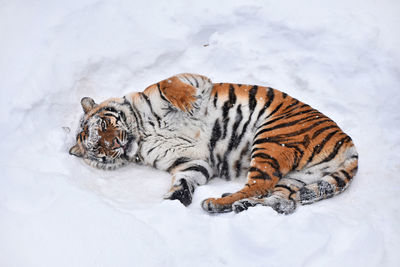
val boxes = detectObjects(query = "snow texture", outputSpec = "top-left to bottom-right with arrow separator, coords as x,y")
1,0 -> 399,266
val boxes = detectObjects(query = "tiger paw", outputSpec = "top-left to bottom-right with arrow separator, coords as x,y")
201,198 -> 233,213
163,179 -> 193,206
232,199 -> 258,213
272,199 -> 296,215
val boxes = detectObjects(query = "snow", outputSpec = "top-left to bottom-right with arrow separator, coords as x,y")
1,0 -> 400,266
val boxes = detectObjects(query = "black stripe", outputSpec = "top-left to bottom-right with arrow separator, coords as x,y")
306,130 -> 340,164
312,125 -> 338,139
183,75 -> 197,88
314,130 -> 341,153
254,119 -> 332,144
118,110 -> 126,124
140,92 -> 161,126
213,91 -> 218,108
256,87 -> 275,121
249,167 -> 272,180
176,136 -> 193,143
78,132 -> 83,142
233,142 -> 249,178
271,119 -> 334,140
222,103 -> 245,180
227,105 -> 243,150
282,99 -> 299,112
103,112 -> 120,122
251,152 -> 281,171
265,102 -> 283,119
167,157 -> 191,172
179,75 -> 190,85
219,160 -> 230,180
251,152 -> 282,178
146,147 -> 156,155
331,174 -> 346,190
234,160 -> 242,178
255,114 -> 323,139
200,76 -> 207,93
123,96 -> 143,129
182,165 -> 210,180
101,107 -> 124,124
103,107 -> 118,113
153,158 -> 159,169
315,136 -> 351,166
261,109 -> 319,129
228,84 -> 237,105
251,147 -> 265,155
234,86 -> 258,149
280,104 -> 310,117
221,84 -> 237,138
157,83 -> 170,103
286,144 -> 304,171
209,119 -> 222,166
289,178 -> 307,186
252,137 -> 281,146
216,154 -> 222,175
99,108 -> 123,124
249,86 -> 258,111
303,134 -> 310,147
341,170 -> 352,180
274,184 -> 295,194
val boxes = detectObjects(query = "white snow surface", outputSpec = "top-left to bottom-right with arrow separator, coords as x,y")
1,0 -> 400,266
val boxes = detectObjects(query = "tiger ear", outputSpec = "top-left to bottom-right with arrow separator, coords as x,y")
69,144 -> 83,158
81,97 -> 97,114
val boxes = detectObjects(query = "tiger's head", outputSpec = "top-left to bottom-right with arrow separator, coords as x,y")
69,97 -> 140,170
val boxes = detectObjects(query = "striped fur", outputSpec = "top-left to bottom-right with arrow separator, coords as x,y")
70,73 -> 358,214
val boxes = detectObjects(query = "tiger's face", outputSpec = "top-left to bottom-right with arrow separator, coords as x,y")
69,97 -> 139,170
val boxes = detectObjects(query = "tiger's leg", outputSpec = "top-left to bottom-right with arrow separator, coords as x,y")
201,147 -> 295,213
163,159 -> 213,206
232,178 -> 305,214
297,156 -> 358,205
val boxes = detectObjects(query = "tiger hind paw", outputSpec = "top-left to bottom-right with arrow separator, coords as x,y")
232,198 -> 259,213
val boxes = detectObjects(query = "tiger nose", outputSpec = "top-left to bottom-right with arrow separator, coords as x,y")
111,137 -> 122,149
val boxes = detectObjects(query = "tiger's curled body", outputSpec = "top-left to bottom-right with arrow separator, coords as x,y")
69,73 -> 358,214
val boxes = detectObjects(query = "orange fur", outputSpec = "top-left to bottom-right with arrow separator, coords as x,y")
145,77 -> 197,112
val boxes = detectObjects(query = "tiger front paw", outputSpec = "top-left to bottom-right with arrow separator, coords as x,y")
201,198 -> 233,213
163,179 -> 193,206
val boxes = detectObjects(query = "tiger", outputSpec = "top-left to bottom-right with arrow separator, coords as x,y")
69,73 -> 358,214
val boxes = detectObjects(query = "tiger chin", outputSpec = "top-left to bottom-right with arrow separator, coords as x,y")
69,73 -> 358,215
